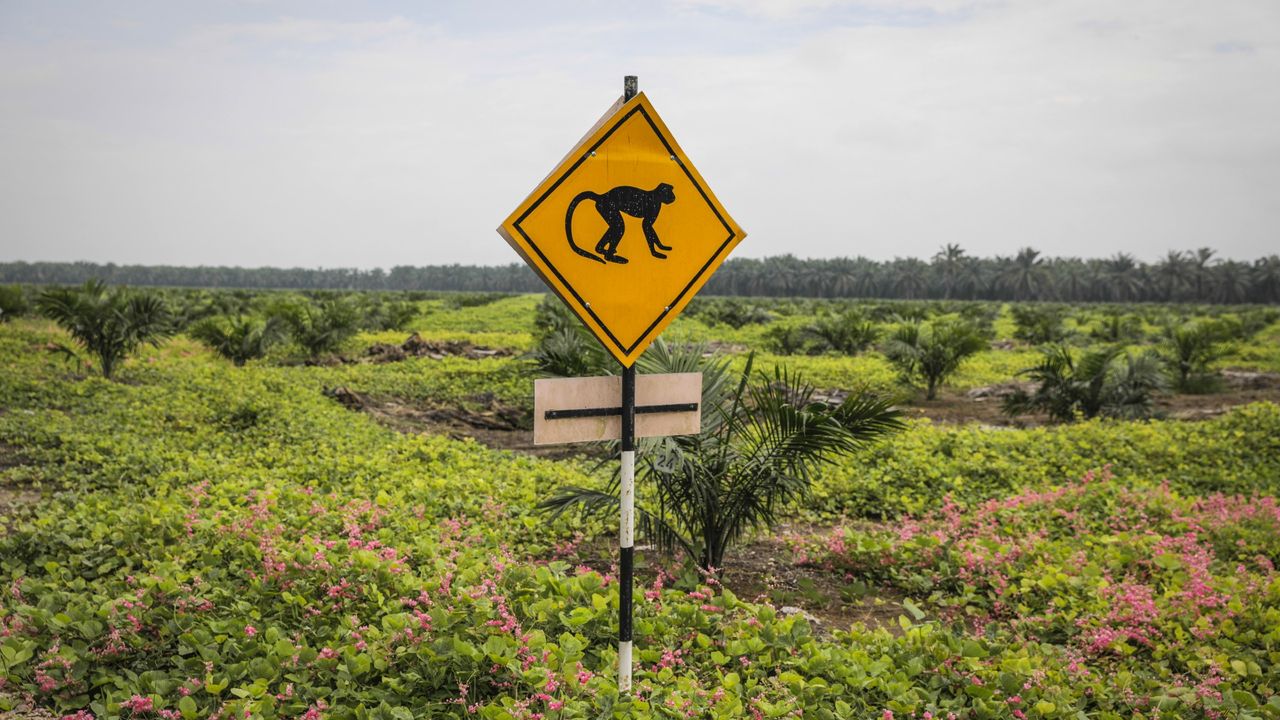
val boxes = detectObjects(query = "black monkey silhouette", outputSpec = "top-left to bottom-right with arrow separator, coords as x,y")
564,183 -> 676,264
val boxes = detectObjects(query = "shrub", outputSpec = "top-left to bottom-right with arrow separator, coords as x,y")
35,280 -> 170,378
361,299 -> 419,331
806,310 -> 880,355
189,315 -> 285,366
0,284 -> 28,322
1005,344 -> 1167,421
1160,321 -> 1225,393
1009,304 -> 1071,344
530,295 -> 609,376
882,320 -> 987,400
762,321 -> 811,355
274,298 -> 359,359
690,298 -> 772,328
1089,311 -> 1144,343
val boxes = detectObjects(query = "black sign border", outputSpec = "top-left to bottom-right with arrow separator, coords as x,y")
512,103 -> 738,358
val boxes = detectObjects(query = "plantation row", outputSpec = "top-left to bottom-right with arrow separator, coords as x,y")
5,246 -> 1280,303
2,314 -> 1279,718
4,285 -> 1278,425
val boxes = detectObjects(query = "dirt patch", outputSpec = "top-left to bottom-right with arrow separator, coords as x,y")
888,371 -> 1280,427
364,333 -> 515,363
322,386 -> 594,459
1156,370 -> 1280,420
556,523 -> 907,637
0,444 -> 41,533
720,525 -> 908,635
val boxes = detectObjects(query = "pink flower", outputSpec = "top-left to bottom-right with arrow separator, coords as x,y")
121,695 -> 153,714
244,625 -> 257,637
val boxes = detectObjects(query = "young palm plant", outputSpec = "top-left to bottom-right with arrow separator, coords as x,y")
273,299 -> 359,360
539,342 -> 904,572
806,310 -> 879,355
35,280 -> 170,379
190,315 -> 285,366
882,320 -> 987,400
1004,344 -> 1167,421
0,285 -> 28,322
1160,322 -> 1224,393
529,295 -> 609,377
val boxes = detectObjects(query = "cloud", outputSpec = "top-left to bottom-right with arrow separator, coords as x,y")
1,0 -> 1278,268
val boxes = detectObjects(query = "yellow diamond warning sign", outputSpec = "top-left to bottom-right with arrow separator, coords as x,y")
498,92 -> 745,367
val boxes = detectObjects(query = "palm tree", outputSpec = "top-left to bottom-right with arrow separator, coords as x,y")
1251,255 -> 1280,304
0,285 -> 28,322
1212,261 -> 1250,304
806,310 -> 879,355
36,280 -> 170,379
932,244 -> 967,299
1191,247 -> 1217,300
890,258 -> 930,299
882,320 -> 988,400
190,315 -> 285,367
273,298 -> 359,360
997,247 -> 1049,301
1153,251 -> 1191,301
1101,253 -> 1144,302
539,343 -> 904,571
1004,344 -> 1166,421
1160,322 -> 1224,392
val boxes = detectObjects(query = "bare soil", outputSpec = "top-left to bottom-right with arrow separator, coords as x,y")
0,443 -> 40,534
903,369 -> 1280,426
719,525 -> 908,635
555,523 -> 906,638
322,386 -> 598,460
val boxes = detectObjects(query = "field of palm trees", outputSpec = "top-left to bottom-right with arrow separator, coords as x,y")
2,279 -> 1279,718
3,246 -> 1279,304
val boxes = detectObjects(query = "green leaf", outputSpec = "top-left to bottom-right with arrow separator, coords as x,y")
902,599 -> 925,621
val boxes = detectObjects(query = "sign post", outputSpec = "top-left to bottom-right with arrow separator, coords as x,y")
617,76 -> 639,693
498,75 -> 745,693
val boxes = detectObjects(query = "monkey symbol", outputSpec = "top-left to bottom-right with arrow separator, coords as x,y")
564,183 -> 675,264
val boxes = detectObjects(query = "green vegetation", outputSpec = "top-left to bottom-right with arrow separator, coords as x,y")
273,298 -> 361,360
1004,345 -> 1168,422
882,320 -> 988,400
8,247 -> 1280,303
189,315 -> 285,367
0,284 -> 28,322
542,345 -> 904,571
35,280 -> 171,378
1161,321 -> 1227,393
1,285 -> 1279,719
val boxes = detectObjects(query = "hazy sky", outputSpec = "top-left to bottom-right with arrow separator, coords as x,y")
1,0 -> 1277,268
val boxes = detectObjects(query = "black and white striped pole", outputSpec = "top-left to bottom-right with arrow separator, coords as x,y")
618,74 -> 639,695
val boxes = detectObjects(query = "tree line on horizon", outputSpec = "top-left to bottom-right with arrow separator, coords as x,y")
2,246 -> 1277,304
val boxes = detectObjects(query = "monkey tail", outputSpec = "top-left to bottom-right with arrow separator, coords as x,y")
565,191 -> 606,263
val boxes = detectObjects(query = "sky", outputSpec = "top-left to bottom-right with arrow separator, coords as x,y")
1,0 -> 1277,269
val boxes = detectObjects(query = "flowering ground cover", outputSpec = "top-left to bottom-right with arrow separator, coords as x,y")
1,317 -> 1279,719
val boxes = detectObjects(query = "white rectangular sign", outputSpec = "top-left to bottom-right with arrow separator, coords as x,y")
533,373 -> 701,445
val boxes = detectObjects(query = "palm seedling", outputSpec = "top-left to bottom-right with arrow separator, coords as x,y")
882,320 -> 987,400
36,280 -> 170,379
1004,344 -> 1167,421
0,285 -> 28,322
190,315 -> 286,366
539,341 -> 905,572
806,310 -> 880,355
274,299 -> 359,360
1160,322 -> 1224,393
